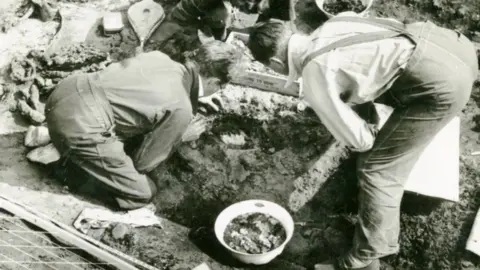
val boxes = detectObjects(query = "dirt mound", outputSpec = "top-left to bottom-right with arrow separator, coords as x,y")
27,43 -> 110,95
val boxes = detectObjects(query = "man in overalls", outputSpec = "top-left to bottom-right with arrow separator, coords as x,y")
246,13 -> 478,270
46,41 -> 243,211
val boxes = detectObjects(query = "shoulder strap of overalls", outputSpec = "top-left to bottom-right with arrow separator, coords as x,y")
301,16 -> 411,70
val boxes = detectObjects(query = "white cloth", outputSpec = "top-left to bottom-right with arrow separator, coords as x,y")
73,206 -> 162,234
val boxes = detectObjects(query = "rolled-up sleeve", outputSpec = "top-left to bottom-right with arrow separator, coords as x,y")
302,61 -> 376,152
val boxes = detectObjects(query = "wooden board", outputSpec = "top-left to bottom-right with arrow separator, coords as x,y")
226,31 -> 301,97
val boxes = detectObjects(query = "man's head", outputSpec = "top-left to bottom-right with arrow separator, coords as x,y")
247,19 -> 294,75
186,40 -> 245,96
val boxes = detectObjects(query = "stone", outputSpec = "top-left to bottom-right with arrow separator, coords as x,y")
24,125 -> 51,147
111,223 -> 130,240
26,143 -> 60,164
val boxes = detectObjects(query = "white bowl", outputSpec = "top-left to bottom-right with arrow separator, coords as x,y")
315,0 -> 374,18
214,200 -> 294,265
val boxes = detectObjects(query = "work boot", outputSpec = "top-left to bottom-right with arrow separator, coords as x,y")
314,259 -> 380,270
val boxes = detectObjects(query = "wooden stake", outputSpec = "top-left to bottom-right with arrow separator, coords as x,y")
0,195 -> 139,270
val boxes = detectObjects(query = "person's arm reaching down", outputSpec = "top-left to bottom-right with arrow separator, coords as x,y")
131,107 -> 192,174
302,61 -> 376,152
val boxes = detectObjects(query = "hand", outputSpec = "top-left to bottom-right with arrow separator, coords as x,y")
181,117 -> 207,142
198,93 -> 224,112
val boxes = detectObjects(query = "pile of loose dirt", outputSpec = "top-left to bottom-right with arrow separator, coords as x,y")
27,43 -> 110,95
3,43 -> 110,126
100,225 -> 180,270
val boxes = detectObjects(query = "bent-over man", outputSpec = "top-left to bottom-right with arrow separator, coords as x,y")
45,41 -> 243,211
247,13 -> 478,270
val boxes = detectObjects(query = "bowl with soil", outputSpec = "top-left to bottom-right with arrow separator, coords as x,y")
214,200 -> 294,265
316,0 -> 373,18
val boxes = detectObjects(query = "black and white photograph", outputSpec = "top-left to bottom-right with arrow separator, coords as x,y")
0,0 -> 479,269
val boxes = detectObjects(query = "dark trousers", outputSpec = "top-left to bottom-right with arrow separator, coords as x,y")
45,74 -> 187,210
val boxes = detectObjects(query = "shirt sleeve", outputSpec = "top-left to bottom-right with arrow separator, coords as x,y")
131,108 -> 192,174
302,61 -> 376,152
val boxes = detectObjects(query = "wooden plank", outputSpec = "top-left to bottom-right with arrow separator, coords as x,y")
0,195 -> 140,270
232,70 -> 301,96
226,31 -> 301,97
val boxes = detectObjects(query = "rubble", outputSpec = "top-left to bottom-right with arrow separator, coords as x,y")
17,99 -> 45,124
24,125 -> 50,147
224,212 -> 287,254
5,43 -> 110,125
26,143 -> 60,164
111,223 -> 131,240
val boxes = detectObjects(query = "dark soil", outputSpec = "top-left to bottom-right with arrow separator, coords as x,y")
323,0 -> 366,15
100,225 -> 180,270
224,212 -> 287,254
150,87 -> 334,227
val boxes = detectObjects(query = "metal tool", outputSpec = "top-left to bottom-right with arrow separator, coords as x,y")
127,0 -> 165,55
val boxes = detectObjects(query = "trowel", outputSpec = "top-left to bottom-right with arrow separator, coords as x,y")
127,0 -> 165,55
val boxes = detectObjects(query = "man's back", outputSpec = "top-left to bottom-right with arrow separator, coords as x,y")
89,51 -> 197,138
302,15 -> 416,104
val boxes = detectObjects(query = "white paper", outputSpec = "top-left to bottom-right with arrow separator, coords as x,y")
467,209 -> 480,255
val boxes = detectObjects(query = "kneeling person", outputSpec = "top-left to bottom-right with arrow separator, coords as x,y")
45,41 -> 242,210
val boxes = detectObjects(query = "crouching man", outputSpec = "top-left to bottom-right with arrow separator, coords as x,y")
45,41 -> 243,211
247,15 -> 478,270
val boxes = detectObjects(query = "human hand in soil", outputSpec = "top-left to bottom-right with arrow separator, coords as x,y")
198,93 -> 224,112
181,117 -> 207,142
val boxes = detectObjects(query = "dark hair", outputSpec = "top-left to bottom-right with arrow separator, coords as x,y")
247,19 -> 287,64
191,40 -> 243,84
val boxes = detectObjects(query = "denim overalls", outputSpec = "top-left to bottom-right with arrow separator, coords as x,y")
303,16 -> 478,268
